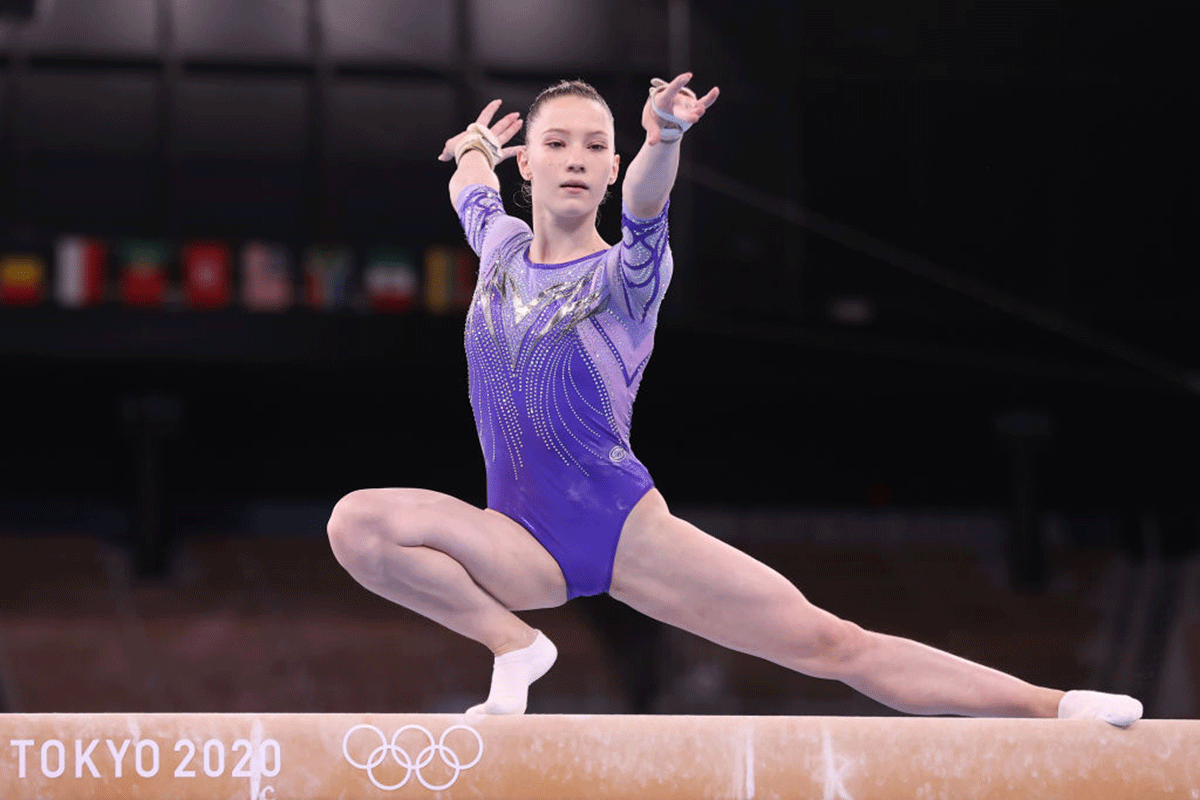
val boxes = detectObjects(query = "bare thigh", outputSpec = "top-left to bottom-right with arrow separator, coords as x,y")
609,489 -> 854,673
331,487 -> 569,611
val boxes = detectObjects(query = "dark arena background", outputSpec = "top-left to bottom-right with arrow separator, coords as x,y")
0,0 -> 1196,719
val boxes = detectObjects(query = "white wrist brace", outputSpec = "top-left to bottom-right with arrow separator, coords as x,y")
454,122 -> 503,169
648,77 -> 698,142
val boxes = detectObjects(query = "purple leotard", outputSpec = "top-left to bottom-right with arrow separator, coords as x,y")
456,184 -> 672,598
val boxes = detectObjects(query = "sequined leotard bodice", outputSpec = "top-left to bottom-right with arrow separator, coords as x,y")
457,183 -> 672,597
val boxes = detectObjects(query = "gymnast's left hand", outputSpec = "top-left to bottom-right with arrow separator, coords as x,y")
642,72 -> 720,145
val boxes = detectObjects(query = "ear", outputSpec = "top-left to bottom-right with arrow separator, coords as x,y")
517,145 -> 531,181
608,152 -> 620,185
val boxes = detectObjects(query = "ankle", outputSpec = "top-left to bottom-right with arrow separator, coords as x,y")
491,628 -> 539,657
1043,689 -> 1067,718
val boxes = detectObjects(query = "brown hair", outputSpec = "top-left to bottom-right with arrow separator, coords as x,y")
524,79 -> 613,140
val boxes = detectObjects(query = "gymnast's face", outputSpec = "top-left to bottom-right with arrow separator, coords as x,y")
518,95 -> 620,220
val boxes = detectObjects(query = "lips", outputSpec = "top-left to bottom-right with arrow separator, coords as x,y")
560,181 -> 589,190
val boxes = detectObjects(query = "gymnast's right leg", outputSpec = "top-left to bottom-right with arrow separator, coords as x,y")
327,487 -> 568,713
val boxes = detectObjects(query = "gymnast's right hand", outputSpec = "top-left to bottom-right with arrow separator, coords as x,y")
438,99 -> 525,166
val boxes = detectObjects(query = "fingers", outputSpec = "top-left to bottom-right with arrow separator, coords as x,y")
651,72 -> 691,112
491,113 -> 522,145
656,73 -> 718,126
474,98 -> 504,127
664,71 -> 693,95
672,86 -> 717,127
438,131 -> 468,161
652,72 -> 716,113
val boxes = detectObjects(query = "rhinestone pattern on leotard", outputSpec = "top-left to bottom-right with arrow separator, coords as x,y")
457,184 -> 671,484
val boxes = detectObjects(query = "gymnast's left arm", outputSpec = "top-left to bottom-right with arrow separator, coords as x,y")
621,72 -> 719,219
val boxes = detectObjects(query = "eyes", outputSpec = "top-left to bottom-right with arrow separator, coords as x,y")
545,140 -> 608,152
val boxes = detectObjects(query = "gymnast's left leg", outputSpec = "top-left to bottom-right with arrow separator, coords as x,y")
609,489 -> 1141,725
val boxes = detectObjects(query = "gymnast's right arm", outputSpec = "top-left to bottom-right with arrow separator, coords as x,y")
438,98 -> 525,207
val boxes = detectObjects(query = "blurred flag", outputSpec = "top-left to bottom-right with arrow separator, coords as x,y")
453,247 -> 475,310
0,254 -> 46,306
119,240 -> 168,308
241,240 -> 293,312
364,247 -> 418,312
181,240 -> 232,309
55,236 -> 107,307
423,244 -> 475,314
304,245 -> 353,310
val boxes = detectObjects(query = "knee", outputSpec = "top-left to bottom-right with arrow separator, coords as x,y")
327,489 -> 395,574
795,616 -> 871,680
326,487 -> 448,572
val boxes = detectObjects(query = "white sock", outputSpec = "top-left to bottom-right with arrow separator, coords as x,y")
1057,689 -> 1143,727
465,631 -> 557,715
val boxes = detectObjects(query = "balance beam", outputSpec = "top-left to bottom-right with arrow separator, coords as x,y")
1,713 -> 1196,799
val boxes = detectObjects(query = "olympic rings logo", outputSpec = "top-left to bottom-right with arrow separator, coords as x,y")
341,724 -> 484,791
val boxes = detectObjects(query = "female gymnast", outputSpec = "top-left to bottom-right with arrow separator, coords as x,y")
327,73 -> 1141,726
